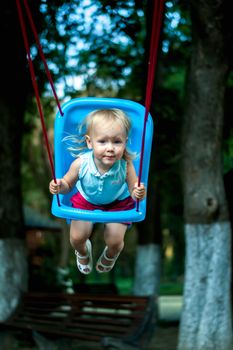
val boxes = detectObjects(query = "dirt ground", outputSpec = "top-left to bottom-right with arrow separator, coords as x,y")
80,326 -> 179,350
148,325 -> 179,350
76,326 -> 179,350
4,324 -> 179,350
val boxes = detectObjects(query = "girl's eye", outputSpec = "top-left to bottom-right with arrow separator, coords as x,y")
115,140 -> 123,144
98,140 -> 106,144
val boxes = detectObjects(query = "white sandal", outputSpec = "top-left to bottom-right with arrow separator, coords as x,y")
75,239 -> 93,275
96,246 -> 120,273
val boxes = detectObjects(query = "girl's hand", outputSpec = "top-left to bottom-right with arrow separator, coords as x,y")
131,182 -> 146,201
49,179 -> 61,194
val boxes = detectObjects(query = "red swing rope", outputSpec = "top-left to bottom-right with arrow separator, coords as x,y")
22,0 -> 64,117
16,0 -> 61,206
136,0 -> 164,211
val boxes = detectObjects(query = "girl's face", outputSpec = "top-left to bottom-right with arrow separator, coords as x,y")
86,119 -> 127,172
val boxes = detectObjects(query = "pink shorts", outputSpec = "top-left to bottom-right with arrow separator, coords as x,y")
70,192 -> 135,225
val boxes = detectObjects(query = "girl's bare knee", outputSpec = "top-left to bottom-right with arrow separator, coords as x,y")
104,224 -> 126,252
108,240 -> 124,251
70,233 -> 87,247
70,220 -> 92,247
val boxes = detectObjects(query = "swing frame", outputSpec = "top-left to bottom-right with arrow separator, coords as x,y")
51,97 -> 153,223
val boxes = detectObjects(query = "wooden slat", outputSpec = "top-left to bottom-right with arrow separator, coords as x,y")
1,292 -> 156,346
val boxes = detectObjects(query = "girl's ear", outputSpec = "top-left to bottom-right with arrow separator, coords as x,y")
85,135 -> 92,149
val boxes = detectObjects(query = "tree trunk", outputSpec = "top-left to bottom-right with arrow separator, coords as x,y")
179,223 -> 232,350
133,242 -> 161,296
134,180 -> 162,296
179,1 -> 232,349
0,239 -> 27,321
0,1 -> 30,320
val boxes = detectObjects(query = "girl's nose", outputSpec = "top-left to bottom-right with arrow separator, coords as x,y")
106,142 -> 114,150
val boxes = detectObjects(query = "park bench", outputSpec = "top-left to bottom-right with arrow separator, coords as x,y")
1,292 -> 157,350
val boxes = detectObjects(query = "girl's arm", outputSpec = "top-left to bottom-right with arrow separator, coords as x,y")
49,157 -> 81,195
126,161 -> 146,201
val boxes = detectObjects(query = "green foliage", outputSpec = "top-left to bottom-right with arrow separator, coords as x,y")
22,96 -> 56,213
224,75 -> 233,174
223,131 -> 233,173
159,281 -> 183,296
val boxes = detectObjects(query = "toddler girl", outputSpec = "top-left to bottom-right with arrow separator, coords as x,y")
49,109 -> 146,274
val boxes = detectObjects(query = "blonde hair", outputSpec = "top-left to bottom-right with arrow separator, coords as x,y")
63,108 -> 135,161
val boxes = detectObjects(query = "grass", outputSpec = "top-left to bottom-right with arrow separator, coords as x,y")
74,268 -> 184,296
159,282 -> 183,296
116,278 -> 183,296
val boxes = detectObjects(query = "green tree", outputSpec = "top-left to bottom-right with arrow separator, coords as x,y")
178,0 -> 233,348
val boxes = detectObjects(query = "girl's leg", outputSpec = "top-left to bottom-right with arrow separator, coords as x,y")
70,220 -> 93,266
98,223 -> 127,270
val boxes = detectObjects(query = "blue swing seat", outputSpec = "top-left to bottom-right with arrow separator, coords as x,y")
51,97 -> 153,223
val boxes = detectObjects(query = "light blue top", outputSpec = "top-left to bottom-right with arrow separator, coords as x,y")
76,151 -> 130,205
